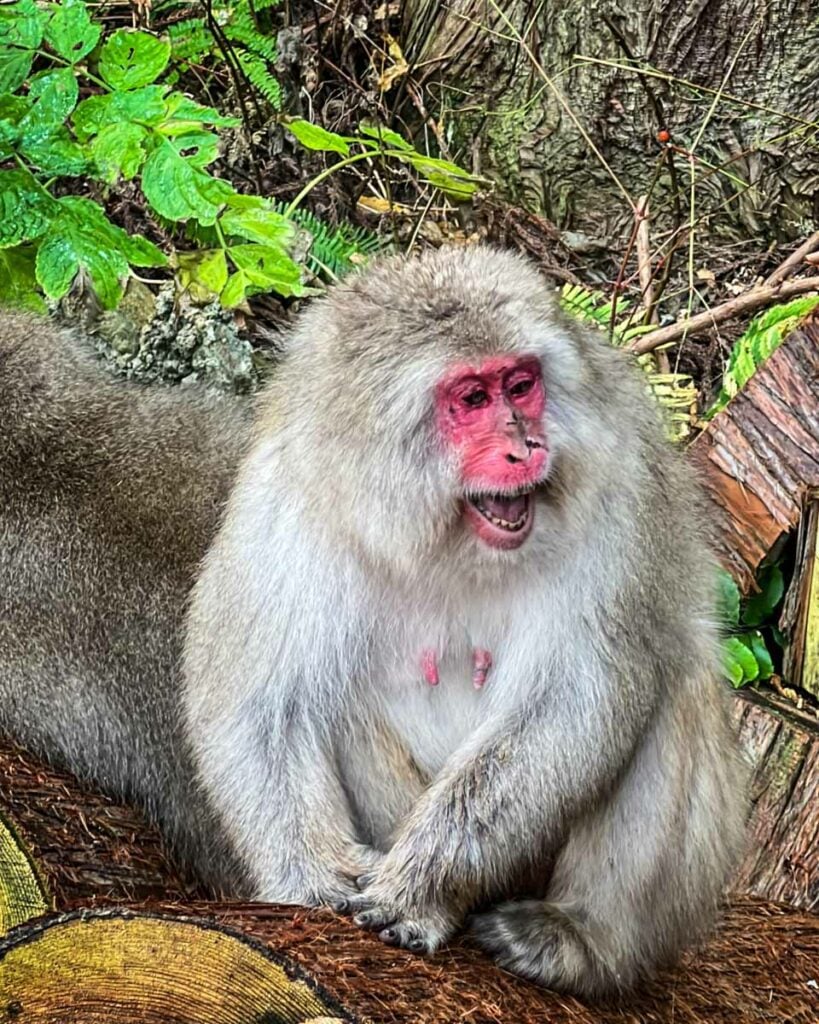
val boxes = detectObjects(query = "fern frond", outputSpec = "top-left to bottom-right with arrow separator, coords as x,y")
705,294 -> 819,418
275,204 -> 388,278
236,50 -> 282,108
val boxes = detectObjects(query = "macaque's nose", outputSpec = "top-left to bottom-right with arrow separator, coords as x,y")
504,433 -> 541,464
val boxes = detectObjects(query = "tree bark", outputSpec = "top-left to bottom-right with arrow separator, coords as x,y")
399,1 -> 819,247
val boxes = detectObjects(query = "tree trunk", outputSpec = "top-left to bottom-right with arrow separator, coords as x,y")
399,1 -> 819,249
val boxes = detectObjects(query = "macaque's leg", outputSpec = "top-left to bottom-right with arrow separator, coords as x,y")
193,700 -> 383,905
471,693 -> 745,996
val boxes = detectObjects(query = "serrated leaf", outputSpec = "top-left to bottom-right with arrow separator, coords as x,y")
0,168 -> 57,246
0,51 -> 33,94
228,243 -> 304,297
20,68 -> 79,132
73,85 -> 168,141
163,93 -> 240,129
716,568 -> 741,628
0,0 -> 45,91
20,126 -> 88,175
177,248 -> 228,302
91,122 -> 148,181
169,130 -> 219,169
358,123 -> 413,151
722,637 -> 758,688
0,93 -> 29,155
220,270 -> 251,308
35,196 -> 166,308
220,202 -> 295,247
286,118 -> 349,155
746,630 -> 774,680
142,138 -> 234,224
45,0 -> 101,63
99,29 -> 171,90
0,245 -> 46,311
742,564 -> 785,627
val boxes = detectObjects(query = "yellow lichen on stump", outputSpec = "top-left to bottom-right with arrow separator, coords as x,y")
0,811 -> 51,935
0,910 -> 353,1023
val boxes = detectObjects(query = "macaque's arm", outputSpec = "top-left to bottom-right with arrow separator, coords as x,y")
350,674 -> 657,950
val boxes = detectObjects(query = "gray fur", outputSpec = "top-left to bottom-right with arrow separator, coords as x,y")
0,314 -> 250,892
0,247 -> 747,997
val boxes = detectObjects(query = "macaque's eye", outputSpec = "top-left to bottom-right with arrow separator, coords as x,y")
508,378 -> 534,398
462,388 -> 489,409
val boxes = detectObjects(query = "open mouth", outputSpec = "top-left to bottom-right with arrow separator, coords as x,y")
464,489 -> 535,550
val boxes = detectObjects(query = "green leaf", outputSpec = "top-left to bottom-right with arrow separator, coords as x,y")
99,29 -> 171,90
0,0 -> 45,91
722,637 -> 759,688
177,248 -> 228,302
0,94 -> 29,155
44,0 -> 101,63
20,68 -> 79,132
0,245 -> 46,312
405,155 -> 478,198
0,168 -> 57,247
91,122 -> 149,181
35,196 -> 166,309
163,93 -> 240,129
286,118 -> 350,155
358,123 -> 413,151
20,126 -> 88,175
220,199 -> 295,247
746,631 -> 774,681
169,130 -> 219,169
716,568 -> 741,628
0,50 -> 33,94
142,139 -> 234,224
742,564 -> 785,627
227,243 -> 305,297
73,86 -> 169,140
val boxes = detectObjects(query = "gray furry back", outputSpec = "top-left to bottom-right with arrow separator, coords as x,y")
0,312 -> 250,893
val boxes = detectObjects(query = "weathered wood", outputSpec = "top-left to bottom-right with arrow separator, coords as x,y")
0,810 -> 50,935
781,501 -> 819,699
688,312 -> 819,591
0,910 -> 352,1024
1,740 -> 817,1024
732,690 -> 819,911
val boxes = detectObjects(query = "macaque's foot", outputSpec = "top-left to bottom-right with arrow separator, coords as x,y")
469,899 -> 609,995
343,888 -> 457,955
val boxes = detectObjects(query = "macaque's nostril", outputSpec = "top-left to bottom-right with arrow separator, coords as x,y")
526,438 -> 543,450
506,453 -> 522,464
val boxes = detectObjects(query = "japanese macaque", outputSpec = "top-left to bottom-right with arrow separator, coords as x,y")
0,246 -> 746,998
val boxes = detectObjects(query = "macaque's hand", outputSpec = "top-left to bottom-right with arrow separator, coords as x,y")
340,868 -> 459,954
257,842 -> 385,907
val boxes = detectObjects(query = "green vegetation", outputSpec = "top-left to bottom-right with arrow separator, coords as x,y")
718,565 -> 785,688
0,0 -> 477,312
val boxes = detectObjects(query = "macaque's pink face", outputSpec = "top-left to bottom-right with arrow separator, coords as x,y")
435,355 -> 548,550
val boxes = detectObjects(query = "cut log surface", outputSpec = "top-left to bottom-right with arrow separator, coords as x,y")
733,690 -> 819,911
1,740 -> 817,1024
0,910 -> 351,1024
688,312 -> 819,592
0,811 -> 50,935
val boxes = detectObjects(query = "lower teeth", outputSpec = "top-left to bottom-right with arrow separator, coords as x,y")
476,506 -> 525,530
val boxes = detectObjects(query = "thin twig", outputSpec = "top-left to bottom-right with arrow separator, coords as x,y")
627,276 -> 819,355
765,230 -> 819,287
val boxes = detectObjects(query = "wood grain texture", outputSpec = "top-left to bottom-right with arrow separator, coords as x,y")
0,910 -> 351,1024
0,810 -> 51,935
688,313 -> 819,591
732,691 -> 819,912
